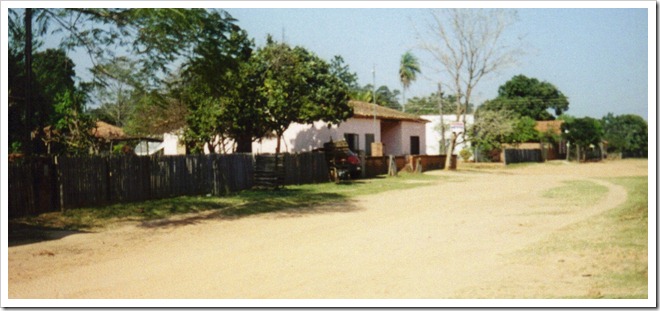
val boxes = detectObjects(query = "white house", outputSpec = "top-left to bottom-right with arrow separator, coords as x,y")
422,114 -> 474,158
253,101 -> 428,156
158,100 -> 429,156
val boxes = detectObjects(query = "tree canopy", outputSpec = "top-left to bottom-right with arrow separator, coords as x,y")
601,113 -> 647,157
479,74 -> 569,120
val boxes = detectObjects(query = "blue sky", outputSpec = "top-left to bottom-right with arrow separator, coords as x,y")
225,6 -> 651,120
3,2 -> 653,120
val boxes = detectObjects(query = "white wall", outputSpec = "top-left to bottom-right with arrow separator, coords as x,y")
253,118 -> 381,154
161,117 -> 428,156
422,115 -> 473,157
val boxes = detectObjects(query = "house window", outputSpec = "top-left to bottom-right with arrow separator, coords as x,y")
410,136 -> 420,155
365,134 -> 375,156
344,133 -> 359,153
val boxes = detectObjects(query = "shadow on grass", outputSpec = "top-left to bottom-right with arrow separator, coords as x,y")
138,188 -> 360,229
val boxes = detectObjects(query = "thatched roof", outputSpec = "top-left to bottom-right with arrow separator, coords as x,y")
535,120 -> 564,135
349,100 -> 429,123
91,121 -> 127,141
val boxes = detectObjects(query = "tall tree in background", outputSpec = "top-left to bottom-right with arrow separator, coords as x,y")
601,113 -> 648,158
399,51 -> 421,112
418,9 -> 523,170
478,74 -> 569,120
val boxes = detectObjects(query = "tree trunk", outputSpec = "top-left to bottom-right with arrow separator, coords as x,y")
444,132 -> 457,170
235,134 -> 252,153
276,133 -> 282,155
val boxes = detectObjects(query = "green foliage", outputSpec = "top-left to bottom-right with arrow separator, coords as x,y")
51,90 -> 97,155
459,148 -> 472,162
330,55 -> 359,91
399,51 -> 421,90
561,117 -> 604,147
479,74 -> 569,120
251,39 -> 352,152
468,109 -> 515,152
601,113 -> 647,157
506,116 -> 539,144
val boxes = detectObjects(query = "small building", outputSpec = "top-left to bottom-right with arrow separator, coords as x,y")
253,100 -> 428,156
421,114 -> 474,158
160,100 -> 429,156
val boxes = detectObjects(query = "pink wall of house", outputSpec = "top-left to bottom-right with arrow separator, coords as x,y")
252,118 -> 382,154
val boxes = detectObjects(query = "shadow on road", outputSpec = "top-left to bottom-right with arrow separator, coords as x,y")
8,222 -> 89,247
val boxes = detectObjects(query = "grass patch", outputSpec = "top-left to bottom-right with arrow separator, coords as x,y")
518,176 -> 648,298
10,173 -> 441,232
542,180 -> 609,207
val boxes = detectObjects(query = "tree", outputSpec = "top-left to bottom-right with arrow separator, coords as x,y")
468,109 -> 516,157
601,113 -> 648,158
9,8 -> 240,154
330,55 -> 359,91
252,38 -> 352,154
478,74 -> 569,120
399,51 -> 421,112
468,110 -> 539,162
561,117 -> 604,162
418,9 -> 523,170
176,21 -> 257,153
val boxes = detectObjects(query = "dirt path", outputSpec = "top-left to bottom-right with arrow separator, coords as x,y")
7,160 -> 647,299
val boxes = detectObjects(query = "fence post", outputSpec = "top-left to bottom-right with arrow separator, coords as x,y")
54,156 -> 65,212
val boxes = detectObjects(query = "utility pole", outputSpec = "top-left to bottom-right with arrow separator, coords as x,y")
438,83 -> 446,155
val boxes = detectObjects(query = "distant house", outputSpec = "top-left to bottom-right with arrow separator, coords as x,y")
161,100 -> 429,156
421,114 -> 474,158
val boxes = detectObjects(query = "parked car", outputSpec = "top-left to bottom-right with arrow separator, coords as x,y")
317,140 -> 362,181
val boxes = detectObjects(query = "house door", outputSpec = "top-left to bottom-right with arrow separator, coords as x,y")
365,134 -> 375,156
344,133 -> 359,153
410,136 -> 420,155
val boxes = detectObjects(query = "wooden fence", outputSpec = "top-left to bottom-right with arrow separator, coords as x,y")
9,152 -> 448,218
363,155 -> 455,177
8,152 -> 331,218
503,149 -> 543,165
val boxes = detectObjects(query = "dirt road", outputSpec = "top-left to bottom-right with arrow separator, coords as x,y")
7,160 -> 648,300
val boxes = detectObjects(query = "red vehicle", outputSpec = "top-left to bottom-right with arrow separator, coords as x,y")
319,140 -> 362,181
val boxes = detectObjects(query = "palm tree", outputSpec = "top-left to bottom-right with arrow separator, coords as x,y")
399,51 -> 421,113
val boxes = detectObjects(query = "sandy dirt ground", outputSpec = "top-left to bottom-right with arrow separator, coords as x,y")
7,160 -> 648,300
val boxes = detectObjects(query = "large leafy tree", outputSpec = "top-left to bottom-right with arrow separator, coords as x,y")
479,74 -> 569,120
252,38 -> 352,154
176,18 -> 257,153
399,51 -> 421,112
601,113 -> 647,158
9,8 -> 238,154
